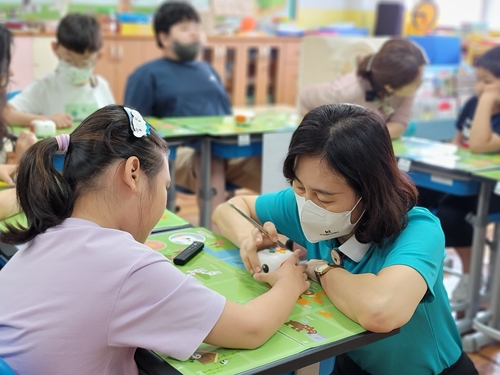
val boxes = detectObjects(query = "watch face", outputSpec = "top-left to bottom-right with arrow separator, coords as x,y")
316,263 -> 330,273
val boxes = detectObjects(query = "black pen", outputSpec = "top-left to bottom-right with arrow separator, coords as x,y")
227,201 -> 287,249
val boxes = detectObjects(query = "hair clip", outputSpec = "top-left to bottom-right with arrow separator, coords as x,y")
123,107 -> 150,138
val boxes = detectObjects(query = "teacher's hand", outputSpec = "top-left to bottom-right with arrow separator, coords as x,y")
240,221 -> 280,274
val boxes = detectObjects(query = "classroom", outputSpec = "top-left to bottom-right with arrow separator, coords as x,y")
1,0 -> 500,374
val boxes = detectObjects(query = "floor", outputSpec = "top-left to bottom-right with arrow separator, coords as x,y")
173,190 -> 500,374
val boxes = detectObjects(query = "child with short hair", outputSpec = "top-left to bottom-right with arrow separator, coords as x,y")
125,1 -> 261,216
5,13 -> 114,128
418,46 -> 500,302
0,105 -> 309,374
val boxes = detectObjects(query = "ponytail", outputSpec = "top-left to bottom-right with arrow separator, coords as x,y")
1,137 -> 75,244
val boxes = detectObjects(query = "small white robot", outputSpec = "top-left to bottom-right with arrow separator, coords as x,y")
257,248 -> 293,273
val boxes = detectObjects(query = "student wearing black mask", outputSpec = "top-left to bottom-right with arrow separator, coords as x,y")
124,1 -> 261,221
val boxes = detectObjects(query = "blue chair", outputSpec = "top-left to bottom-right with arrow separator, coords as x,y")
0,358 -> 15,375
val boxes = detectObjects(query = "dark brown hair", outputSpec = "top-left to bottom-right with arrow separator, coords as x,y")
283,104 -> 418,246
1,105 -> 168,245
0,25 -> 12,148
475,45 -> 500,78
357,38 -> 427,100
154,1 -> 200,48
57,13 -> 103,53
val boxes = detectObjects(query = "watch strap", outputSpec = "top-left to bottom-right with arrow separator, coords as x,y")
315,263 -> 343,288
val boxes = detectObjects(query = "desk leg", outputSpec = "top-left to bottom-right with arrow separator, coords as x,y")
458,181 -> 493,334
199,137 -> 212,228
167,156 -> 177,212
463,220 -> 500,352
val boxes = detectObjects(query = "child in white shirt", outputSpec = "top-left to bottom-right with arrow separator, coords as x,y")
5,13 -> 114,128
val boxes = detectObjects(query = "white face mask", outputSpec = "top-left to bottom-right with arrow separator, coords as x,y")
295,193 -> 364,243
57,60 -> 93,85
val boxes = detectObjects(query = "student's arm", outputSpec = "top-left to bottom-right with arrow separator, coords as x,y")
4,104 -> 72,128
386,95 -> 415,139
0,189 -> 20,220
468,91 -> 500,153
386,122 -> 406,139
204,251 -> 309,349
108,250 -> 309,359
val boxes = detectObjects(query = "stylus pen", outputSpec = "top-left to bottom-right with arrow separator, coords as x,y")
227,201 -> 287,249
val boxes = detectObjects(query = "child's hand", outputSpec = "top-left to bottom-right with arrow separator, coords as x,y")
14,130 -> 37,164
305,259 -> 329,282
253,250 -> 310,295
49,113 -> 73,129
0,164 -> 17,186
239,221 -> 281,274
480,87 -> 500,107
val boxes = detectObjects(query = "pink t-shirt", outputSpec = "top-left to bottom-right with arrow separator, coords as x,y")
299,72 -> 415,128
0,218 -> 226,375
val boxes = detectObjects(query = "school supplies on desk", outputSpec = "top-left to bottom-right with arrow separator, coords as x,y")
173,241 -> 204,265
145,227 -> 367,375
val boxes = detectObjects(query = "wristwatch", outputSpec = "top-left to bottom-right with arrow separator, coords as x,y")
315,263 -> 342,287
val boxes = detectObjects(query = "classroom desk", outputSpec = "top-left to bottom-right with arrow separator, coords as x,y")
393,137 -> 500,334
135,226 -> 399,375
151,209 -> 192,233
165,111 -> 301,228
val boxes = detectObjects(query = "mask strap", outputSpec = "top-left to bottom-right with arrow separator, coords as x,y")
350,197 -> 365,226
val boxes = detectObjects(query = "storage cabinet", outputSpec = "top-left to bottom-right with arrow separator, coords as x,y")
203,36 -> 300,106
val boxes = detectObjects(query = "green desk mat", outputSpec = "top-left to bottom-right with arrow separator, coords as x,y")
152,209 -> 191,233
145,227 -> 365,375
146,118 -> 202,138
164,112 -> 300,137
393,137 -> 500,172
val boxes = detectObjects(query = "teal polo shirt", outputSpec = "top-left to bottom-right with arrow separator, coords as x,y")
256,188 -> 462,375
